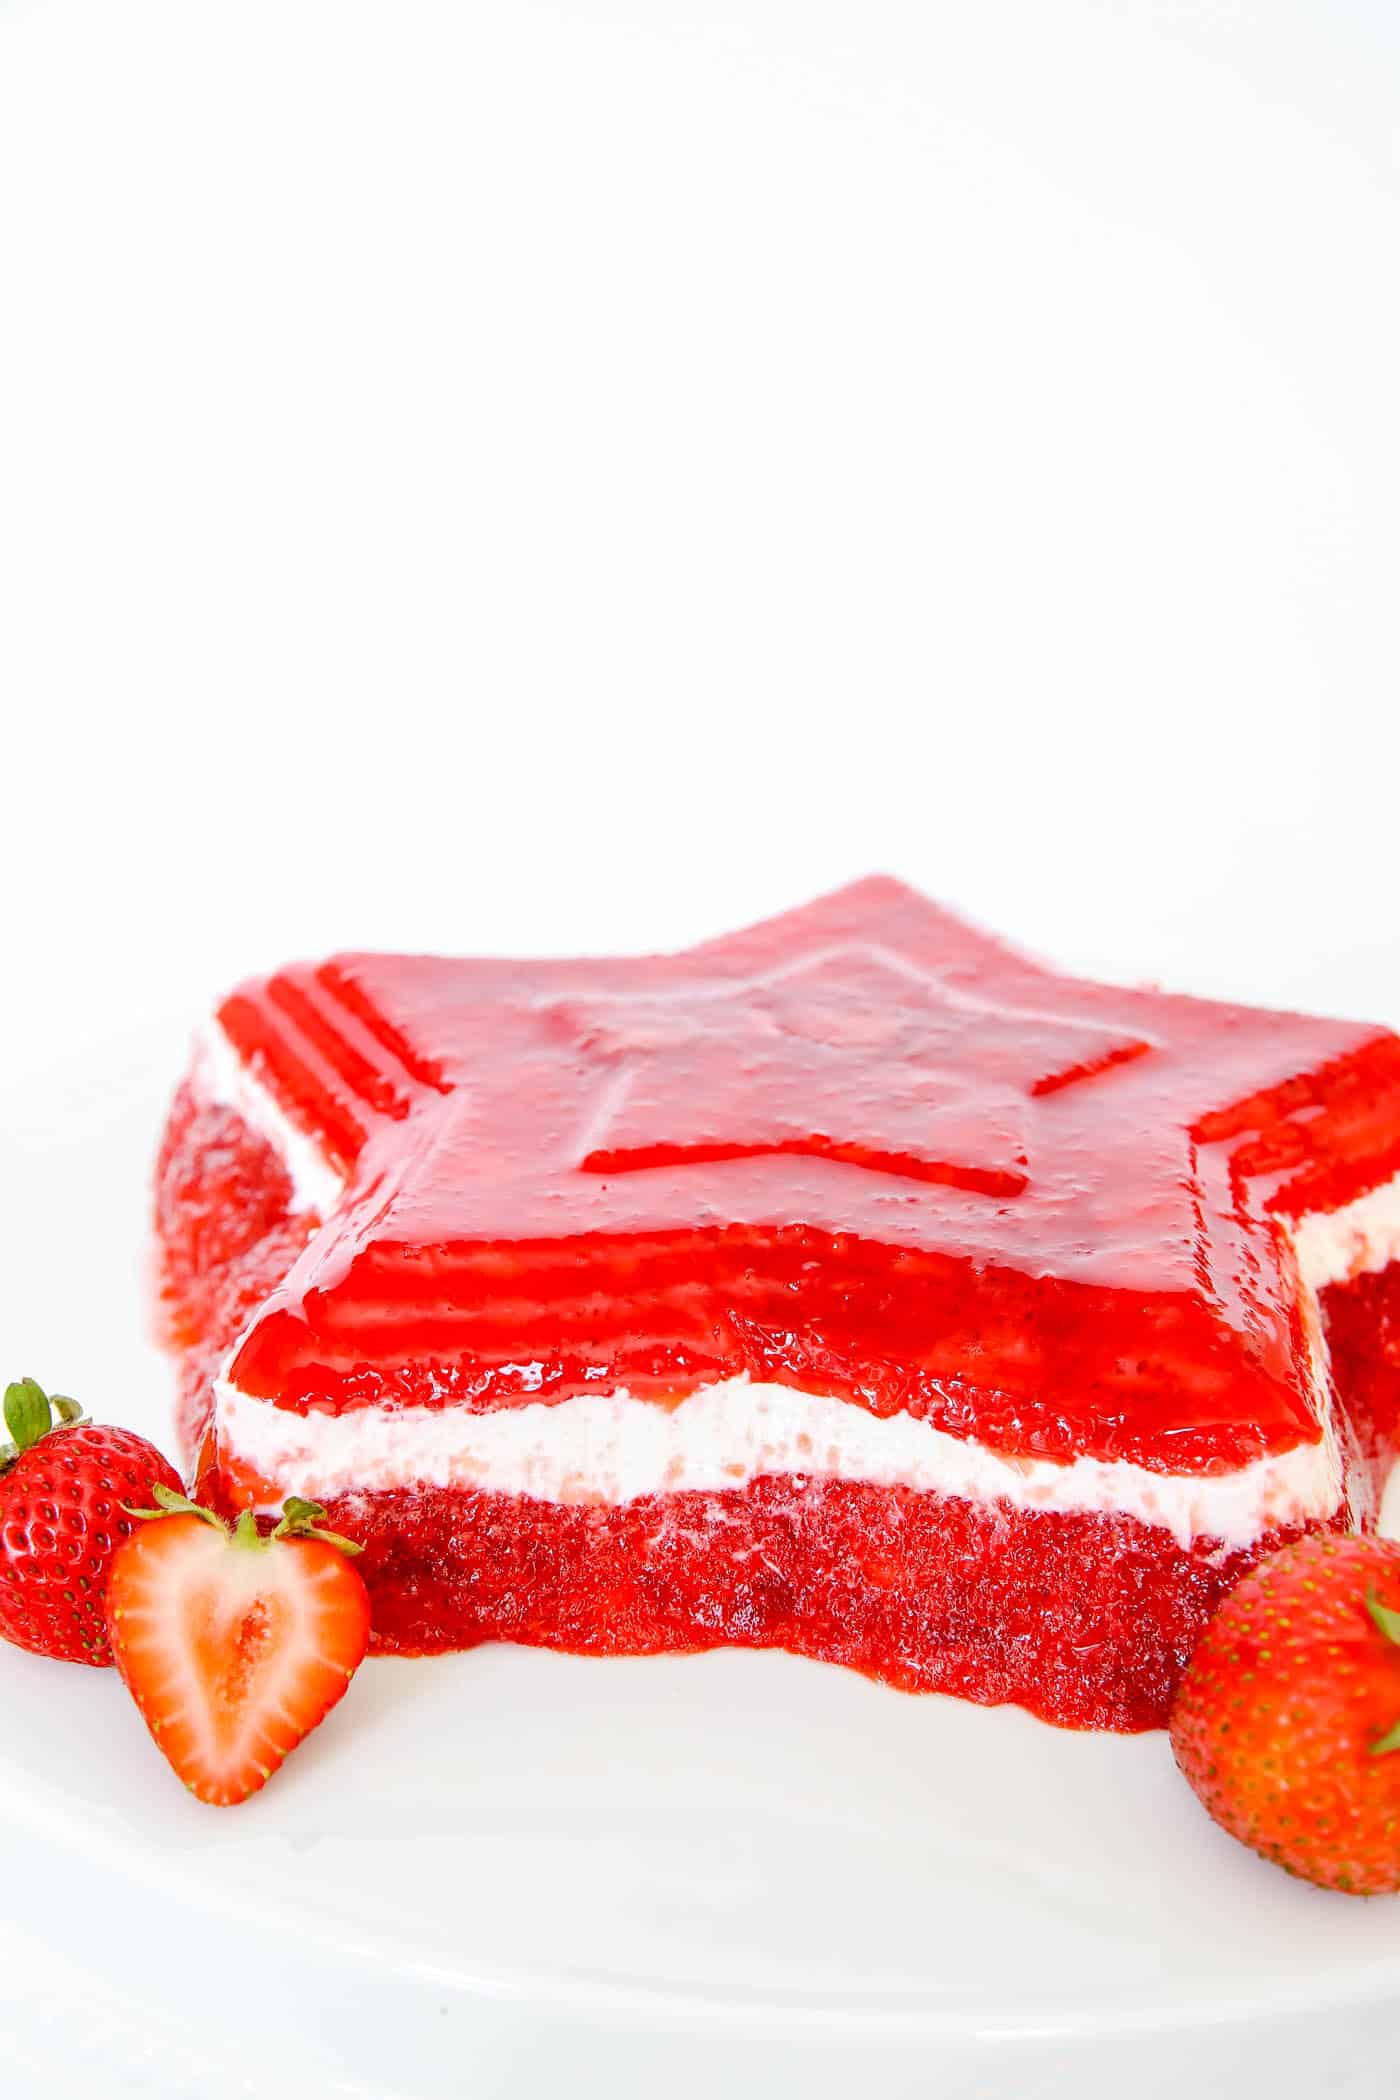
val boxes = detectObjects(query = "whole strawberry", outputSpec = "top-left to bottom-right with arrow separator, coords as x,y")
0,1377 -> 183,1666
1170,1533 -> 1400,1896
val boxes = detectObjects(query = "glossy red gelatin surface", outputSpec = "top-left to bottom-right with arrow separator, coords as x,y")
212,878 -> 1400,1471
1321,1264 -> 1400,1476
153,881 -> 1400,1729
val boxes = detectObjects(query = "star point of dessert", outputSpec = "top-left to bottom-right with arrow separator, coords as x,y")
153,879 -> 1400,1729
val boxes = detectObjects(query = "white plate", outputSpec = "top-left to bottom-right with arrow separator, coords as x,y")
4,1019 -> 1400,2100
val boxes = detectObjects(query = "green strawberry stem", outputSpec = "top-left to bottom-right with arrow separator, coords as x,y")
1365,1590 -> 1400,1757
2,1377 -> 90,1472
124,1482 -> 229,1529
272,1496 -> 363,1555
1365,1590 -> 1400,1647
5,1377 -> 54,1452
125,1482 -> 363,1556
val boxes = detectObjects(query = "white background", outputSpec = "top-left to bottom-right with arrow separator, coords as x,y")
3,0 -> 1399,1048
3,7 -> 1400,2096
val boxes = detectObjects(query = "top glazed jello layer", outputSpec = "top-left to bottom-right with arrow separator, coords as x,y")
204,879 -> 1400,1476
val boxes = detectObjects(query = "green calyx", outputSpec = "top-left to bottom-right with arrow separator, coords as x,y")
1,1377 -> 87,1471
124,1482 -> 229,1528
125,1482 -> 363,1557
271,1496 -> 364,1554
1365,1590 -> 1400,1757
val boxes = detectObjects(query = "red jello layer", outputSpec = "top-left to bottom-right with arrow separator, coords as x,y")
199,1465 -> 1324,1732
206,878 -> 1400,1473
1321,1264 -> 1400,1477
159,1076 -> 1356,1731
155,1081 -> 317,1456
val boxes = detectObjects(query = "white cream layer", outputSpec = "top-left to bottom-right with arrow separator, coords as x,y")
194,1021 -> 344,1217
214,1373 -> 1343,1551
1379,1462 -> 1400,1542
197,1024 -> 1400,1548
1289,1174 -> 1400,1292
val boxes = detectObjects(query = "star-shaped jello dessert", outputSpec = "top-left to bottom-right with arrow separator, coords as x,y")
155,879 -> 1400,1729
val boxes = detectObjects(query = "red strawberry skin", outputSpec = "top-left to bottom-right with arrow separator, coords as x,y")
1170,1534 -> 1400,1895
106,1511 -> 372,1805
0,1424 -> 184,1666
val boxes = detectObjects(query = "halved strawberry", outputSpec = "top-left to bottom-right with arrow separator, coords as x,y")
105,1490 -> 371,1806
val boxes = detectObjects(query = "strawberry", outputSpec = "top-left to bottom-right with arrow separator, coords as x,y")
1170,1533 -> 1400,1895
106,1489 -> 371,1805
0,1376 -> 183,1665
